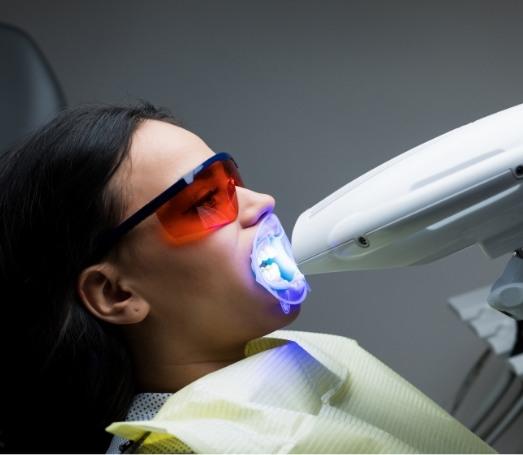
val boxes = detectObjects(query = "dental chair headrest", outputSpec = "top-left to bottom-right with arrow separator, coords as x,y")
0,23 -> 66,155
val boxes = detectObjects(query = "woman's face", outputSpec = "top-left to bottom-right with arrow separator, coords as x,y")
109,120 -> 300,351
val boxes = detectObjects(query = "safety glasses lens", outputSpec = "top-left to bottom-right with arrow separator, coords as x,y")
156,158 -> 243,244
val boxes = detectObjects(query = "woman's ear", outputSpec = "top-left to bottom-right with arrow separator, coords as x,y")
77,264 -> 150,324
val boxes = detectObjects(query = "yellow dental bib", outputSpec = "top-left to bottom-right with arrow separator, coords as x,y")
107,330 -> 494,454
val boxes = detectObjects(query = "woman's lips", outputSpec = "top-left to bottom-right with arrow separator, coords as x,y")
250,213 -> 310,314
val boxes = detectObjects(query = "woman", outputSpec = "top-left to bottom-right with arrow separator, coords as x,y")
0,103 -> 492,454
0,102 -> 297,453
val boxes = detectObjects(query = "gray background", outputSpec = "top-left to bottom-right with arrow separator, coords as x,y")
3,0 -> 522,451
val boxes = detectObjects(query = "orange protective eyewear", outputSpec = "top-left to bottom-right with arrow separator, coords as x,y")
100,153 -> 244,251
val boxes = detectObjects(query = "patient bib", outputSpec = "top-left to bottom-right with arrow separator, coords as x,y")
106,330 -> 494,453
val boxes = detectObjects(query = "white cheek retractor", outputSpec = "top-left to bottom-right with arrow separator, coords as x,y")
250,213 -> 310,314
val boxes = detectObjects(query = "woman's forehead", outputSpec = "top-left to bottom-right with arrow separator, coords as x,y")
124,120 -> 214,212
131,120 -> 214,178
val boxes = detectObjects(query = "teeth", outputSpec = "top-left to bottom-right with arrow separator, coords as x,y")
257,245 -> 278,266
261,263 -> 280,281
262,263 -> 281,281
258,249 -> 269,262
255,237 -> 302,289
259,246 -> 275,259
261,263 -> 290,290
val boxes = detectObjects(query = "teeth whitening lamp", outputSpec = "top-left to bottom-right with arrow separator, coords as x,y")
291,103 -> 523,320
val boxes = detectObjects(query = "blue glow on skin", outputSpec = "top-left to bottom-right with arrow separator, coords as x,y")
250,213 -> 310,314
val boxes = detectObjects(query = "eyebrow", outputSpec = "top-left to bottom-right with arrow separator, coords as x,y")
196,165 -> 218,181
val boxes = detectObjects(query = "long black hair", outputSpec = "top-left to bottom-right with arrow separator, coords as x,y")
0,102 -> 180,453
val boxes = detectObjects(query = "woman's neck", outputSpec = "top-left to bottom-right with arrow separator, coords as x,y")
124,321 -> 247,393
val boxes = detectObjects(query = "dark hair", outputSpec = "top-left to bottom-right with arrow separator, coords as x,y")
0,102 -> 180,453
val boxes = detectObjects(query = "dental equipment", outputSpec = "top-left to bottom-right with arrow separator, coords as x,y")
251,213 -> 309,314
446,286 -> 519,438
292,103 -> 523,321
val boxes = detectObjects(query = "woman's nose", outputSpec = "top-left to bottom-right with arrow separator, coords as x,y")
236,187 -> 276,228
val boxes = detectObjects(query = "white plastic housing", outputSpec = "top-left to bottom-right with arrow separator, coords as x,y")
292,104 -> 523,274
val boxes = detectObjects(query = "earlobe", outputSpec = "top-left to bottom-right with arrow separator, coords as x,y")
77,264 -> 149,325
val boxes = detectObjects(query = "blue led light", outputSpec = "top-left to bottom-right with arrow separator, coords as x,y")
250,213 -> 310,313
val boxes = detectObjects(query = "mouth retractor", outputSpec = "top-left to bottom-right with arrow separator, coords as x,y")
250,213 -> 310,314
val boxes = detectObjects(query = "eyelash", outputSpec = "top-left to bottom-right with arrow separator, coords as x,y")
192,188 -> 219,209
